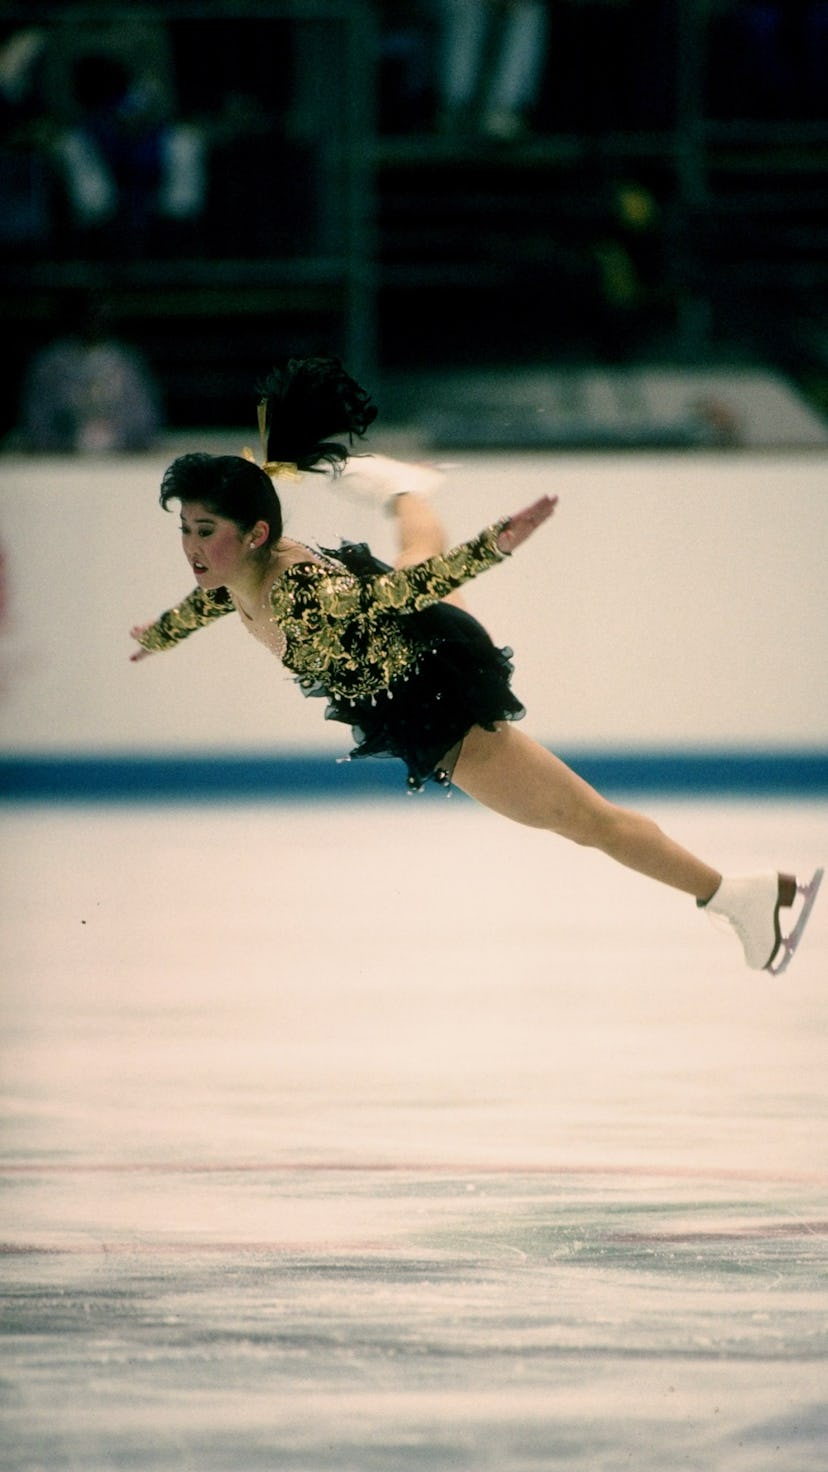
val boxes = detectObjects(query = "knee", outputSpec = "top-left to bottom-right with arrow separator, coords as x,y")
576,802 -> 661,860
561,799 -> 630,853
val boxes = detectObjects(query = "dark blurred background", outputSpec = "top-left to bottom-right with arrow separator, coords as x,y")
1,0 -> 826,441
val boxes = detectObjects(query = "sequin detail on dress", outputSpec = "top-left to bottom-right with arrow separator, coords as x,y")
135,524 -> 525,789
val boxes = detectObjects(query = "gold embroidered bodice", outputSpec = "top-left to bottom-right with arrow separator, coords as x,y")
136,524 -> 508,703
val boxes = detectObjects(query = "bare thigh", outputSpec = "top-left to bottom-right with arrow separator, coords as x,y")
451,723 -> 721,899
452,723 -> 612,841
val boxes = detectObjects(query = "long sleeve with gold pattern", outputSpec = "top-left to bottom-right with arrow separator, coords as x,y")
134,585 -> 235,652
135,523 -> 508,702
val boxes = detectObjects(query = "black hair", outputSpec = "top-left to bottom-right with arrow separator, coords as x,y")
158,358 -> 377,542
159,453 -> 283,546
257,355 -> 377,471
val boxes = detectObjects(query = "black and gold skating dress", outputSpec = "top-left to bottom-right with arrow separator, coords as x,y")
136,525 -> 525,789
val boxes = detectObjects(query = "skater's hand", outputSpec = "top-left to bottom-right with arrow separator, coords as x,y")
497,496 -> 557,554
129,624 -> 154,662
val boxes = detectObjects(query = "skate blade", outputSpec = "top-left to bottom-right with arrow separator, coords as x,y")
767,867 -> 824,976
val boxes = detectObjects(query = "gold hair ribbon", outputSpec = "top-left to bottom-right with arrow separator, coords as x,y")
240,444 -> 301,480
257,399 -> 268,456
242,400 -> 302,479
263,460 -> 302,480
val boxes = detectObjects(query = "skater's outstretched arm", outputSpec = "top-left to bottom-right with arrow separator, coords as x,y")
365,498 -> 558,617
129,585 -> 234,660
390,490 -> 557,610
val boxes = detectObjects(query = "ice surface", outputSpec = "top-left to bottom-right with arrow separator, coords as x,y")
2,799 -> 827,1471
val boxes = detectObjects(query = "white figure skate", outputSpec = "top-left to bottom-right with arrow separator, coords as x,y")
700,868 -> 823,974
338,453 -> 446,509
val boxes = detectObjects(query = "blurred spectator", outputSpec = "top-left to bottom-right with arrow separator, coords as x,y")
0,26 -> 47,139
0,26 -> 51,249
37,7 -> 205,254
1,10 -> 275,258
19,293 -> 163,454
434,0 -> 549,141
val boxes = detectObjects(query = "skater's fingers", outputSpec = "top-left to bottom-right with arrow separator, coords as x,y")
129,625 -> 154,661
497,496 -> 557,553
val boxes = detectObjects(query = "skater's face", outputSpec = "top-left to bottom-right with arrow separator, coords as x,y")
179,501 -> 251,589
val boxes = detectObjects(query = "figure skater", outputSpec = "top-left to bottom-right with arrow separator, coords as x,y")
130,356 -> 822,975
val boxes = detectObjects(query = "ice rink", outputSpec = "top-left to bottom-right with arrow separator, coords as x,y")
2,793 -> 827,1471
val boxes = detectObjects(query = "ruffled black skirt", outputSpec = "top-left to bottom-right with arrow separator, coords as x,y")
308,542 -> 525,791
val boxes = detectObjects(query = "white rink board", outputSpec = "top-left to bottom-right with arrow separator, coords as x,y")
1,448 -> 827,755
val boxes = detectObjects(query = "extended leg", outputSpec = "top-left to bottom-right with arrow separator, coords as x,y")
393,491 -> 446,564
453,722 -> 720,899
337,450 -> 464,604
453,724 -> 823,970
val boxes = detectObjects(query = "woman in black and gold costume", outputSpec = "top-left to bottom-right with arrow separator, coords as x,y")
130,357 -> 821,974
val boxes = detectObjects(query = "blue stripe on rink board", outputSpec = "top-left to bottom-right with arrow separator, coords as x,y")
1,749 -> 827,803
